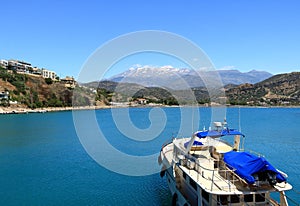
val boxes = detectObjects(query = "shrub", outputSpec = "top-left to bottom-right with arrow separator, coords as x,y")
45,78 -> 53,85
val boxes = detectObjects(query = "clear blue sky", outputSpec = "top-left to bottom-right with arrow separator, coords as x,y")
1,0 -> 300,79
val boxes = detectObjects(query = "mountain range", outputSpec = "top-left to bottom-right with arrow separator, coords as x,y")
108,66 -> 273,89
89,71 -> 300,106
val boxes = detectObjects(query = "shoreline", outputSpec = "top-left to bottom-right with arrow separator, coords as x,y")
0,105 -> 110,114
1,104 -> 300,115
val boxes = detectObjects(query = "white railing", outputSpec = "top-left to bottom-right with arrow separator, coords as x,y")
174,145 -> 239,192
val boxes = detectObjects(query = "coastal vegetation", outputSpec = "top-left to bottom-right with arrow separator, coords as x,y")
0,66 -> 91,108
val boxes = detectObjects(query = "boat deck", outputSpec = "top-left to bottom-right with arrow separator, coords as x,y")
161,139 -> 292,195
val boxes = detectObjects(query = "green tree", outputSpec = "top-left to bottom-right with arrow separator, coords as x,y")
45,78 -> 53,85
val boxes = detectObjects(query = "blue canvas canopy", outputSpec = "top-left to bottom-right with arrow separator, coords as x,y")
184,140 -> 203,148
196,129 -> 245,138
224,151 -> 286,184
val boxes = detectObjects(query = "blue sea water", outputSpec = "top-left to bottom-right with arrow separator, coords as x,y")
0,107 -> 299,205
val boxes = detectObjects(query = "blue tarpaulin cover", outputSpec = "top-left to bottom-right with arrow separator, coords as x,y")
184,140 -> 203,148
196,129 -> 245,138
224,151 -> 286,184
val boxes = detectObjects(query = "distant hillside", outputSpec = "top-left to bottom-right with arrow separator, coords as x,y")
226,72 -> 300,106
109,66 -> 273,89
83,80 -> 179,105
84,80 -> 218,105
0,67 -> 93,108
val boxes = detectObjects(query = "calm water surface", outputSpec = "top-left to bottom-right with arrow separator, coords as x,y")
0,107 -> 299,205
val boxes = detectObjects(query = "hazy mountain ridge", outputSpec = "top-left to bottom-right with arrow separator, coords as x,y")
109,67 -> 273,89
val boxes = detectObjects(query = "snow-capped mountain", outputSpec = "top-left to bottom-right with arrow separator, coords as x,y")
109,66 -> 272,89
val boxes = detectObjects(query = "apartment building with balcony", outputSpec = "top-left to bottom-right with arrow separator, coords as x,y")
8,59 -> 32,73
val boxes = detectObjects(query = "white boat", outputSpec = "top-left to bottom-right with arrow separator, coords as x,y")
159,120 -> 294,206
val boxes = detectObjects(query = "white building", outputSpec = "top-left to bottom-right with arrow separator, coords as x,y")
0,91 -> 9,100
41,69 -> 57,80
0,60 -> 8,69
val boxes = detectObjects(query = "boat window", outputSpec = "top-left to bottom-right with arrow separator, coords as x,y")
244,194 -> 253,202
182,172 -> 186,180
189,178 -> 197,191
230,195 -> 240,203
255,193 -> 265,202
202,189 -> 209,202
218,195 -> 228,205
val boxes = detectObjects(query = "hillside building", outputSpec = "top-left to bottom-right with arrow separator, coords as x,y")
41,69 -> 57,80
60,76 -> 76,88
0,60 -> 8,69
0,58 -> 74,84
136,98 -> 148,105
8,59 -> 32,73
31,67 -> 42,75
0,91 -> 9,100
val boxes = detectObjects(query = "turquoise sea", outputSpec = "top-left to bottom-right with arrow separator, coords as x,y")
0,107 -> 299,205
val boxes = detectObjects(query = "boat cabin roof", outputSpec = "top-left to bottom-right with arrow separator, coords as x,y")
196,129 -> 245,139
